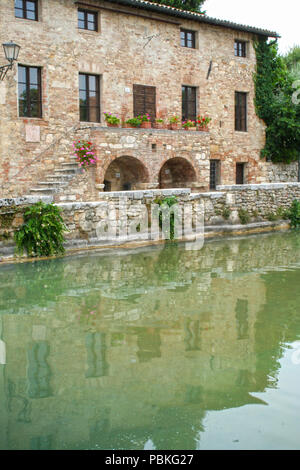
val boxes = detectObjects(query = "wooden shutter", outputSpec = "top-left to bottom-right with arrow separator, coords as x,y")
133,85 -> 156,121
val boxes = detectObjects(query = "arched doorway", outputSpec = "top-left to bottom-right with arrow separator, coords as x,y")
159,158 -> 197,189
103,156 -> 149,191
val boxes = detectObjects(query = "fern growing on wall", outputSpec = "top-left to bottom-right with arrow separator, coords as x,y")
14,202 -> 68,257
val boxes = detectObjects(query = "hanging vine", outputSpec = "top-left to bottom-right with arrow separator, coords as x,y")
254,39 -> 300,163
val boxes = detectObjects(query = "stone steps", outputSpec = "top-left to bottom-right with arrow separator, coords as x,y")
29,159 -> 82,196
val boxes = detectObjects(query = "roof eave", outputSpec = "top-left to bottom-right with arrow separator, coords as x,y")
103,0 -> 280,38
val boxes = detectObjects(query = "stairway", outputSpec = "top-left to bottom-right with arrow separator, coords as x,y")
28,157 -> 82,197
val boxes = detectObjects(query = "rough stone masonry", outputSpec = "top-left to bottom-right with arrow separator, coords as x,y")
0,0 -> 298,201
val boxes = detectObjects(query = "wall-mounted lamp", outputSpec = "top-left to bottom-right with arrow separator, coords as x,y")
0,41 -> 21,81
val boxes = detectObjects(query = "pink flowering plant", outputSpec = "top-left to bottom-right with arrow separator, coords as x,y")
104,112 -> 120,125
72,140 -> 97,170
138,113 -> 151,122
182,120 -> 196,128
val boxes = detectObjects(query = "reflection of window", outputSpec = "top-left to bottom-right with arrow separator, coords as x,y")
235,299 -> 249,339
78,9 -> 98,31
27,342 -> 52,399
136,328 -> 161,363
86,332 -> 108,378
15,0 -> 38,21
79,73 -> 100,122
31,435 -> 52,450
184,319 -> 201,351
18,65 -> 42,118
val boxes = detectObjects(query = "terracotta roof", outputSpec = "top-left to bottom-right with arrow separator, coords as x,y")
104,0 -> 280,37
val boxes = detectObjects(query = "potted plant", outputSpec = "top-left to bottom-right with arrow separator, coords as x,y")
104,112 -> 120,128
125,117 -> 142,128
197,115 -> 211,131
182,120 -> 197,131
169,115 -> 181,130
154,118 -> 164,129
139,114 -> 152,129
72,140 -> 97,170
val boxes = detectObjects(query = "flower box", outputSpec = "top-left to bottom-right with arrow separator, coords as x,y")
107,123 -> 119,128
170,123 -> 180,130
140,121 -> 152,129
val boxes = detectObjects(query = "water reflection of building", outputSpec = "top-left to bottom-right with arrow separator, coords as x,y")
0,233 -> 300,449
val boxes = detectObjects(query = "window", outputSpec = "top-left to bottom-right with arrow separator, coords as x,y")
78,9 -> 98,31
235,92 -> 247,131
180,29 -> 196,48
15,0 -> 38,21
133,85 -> 156,121
210,160 -> 221,190
236,163 -> 246,184
79,73 -> 100,122
18,65 -> 42,118
234,40 -> 247,57
182,86 -> 197,121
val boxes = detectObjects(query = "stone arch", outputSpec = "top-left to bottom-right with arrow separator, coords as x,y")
159,157 -> 197,189
103,155 -> 149,191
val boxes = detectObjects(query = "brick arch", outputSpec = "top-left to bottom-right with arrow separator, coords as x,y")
158,157 -> 197,189
103,155 -> 150,192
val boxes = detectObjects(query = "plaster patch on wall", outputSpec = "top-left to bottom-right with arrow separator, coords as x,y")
52,81 -> 71,89
0,83 -> 6,105
25,125 -> 40,143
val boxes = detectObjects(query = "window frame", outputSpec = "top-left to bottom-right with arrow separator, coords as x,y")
235,91 -> 248,132
78,8 -> 98,32
182,85 -> 197,122
180,29 -> 196,49
18,65 -> 42,118
209,160 -> 221,190
234,40 -> 247,58
79,73 -> 101,123
15,0 -> 38,21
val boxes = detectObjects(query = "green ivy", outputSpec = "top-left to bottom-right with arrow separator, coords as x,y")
154,196 -> 178,240
288,200 -> 300,229
14,202 -> 68,257
254,39 -> 300,163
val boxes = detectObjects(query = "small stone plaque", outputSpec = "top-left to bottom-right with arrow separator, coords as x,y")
25,125 -> 40,143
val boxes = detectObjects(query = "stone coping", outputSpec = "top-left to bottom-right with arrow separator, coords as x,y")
88,126 -> 209,135
98,188 -> 191,199
0,195 -> 53,208
217,182 -> 300,191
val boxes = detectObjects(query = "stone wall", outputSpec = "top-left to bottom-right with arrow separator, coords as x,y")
1,183 -> 300,257
0,0 -> 294,198
262,162 -> 299,183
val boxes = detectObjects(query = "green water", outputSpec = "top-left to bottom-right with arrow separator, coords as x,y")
0,232 -> 300,450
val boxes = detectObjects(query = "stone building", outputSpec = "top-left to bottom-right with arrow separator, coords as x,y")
0,0 -> 298,201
